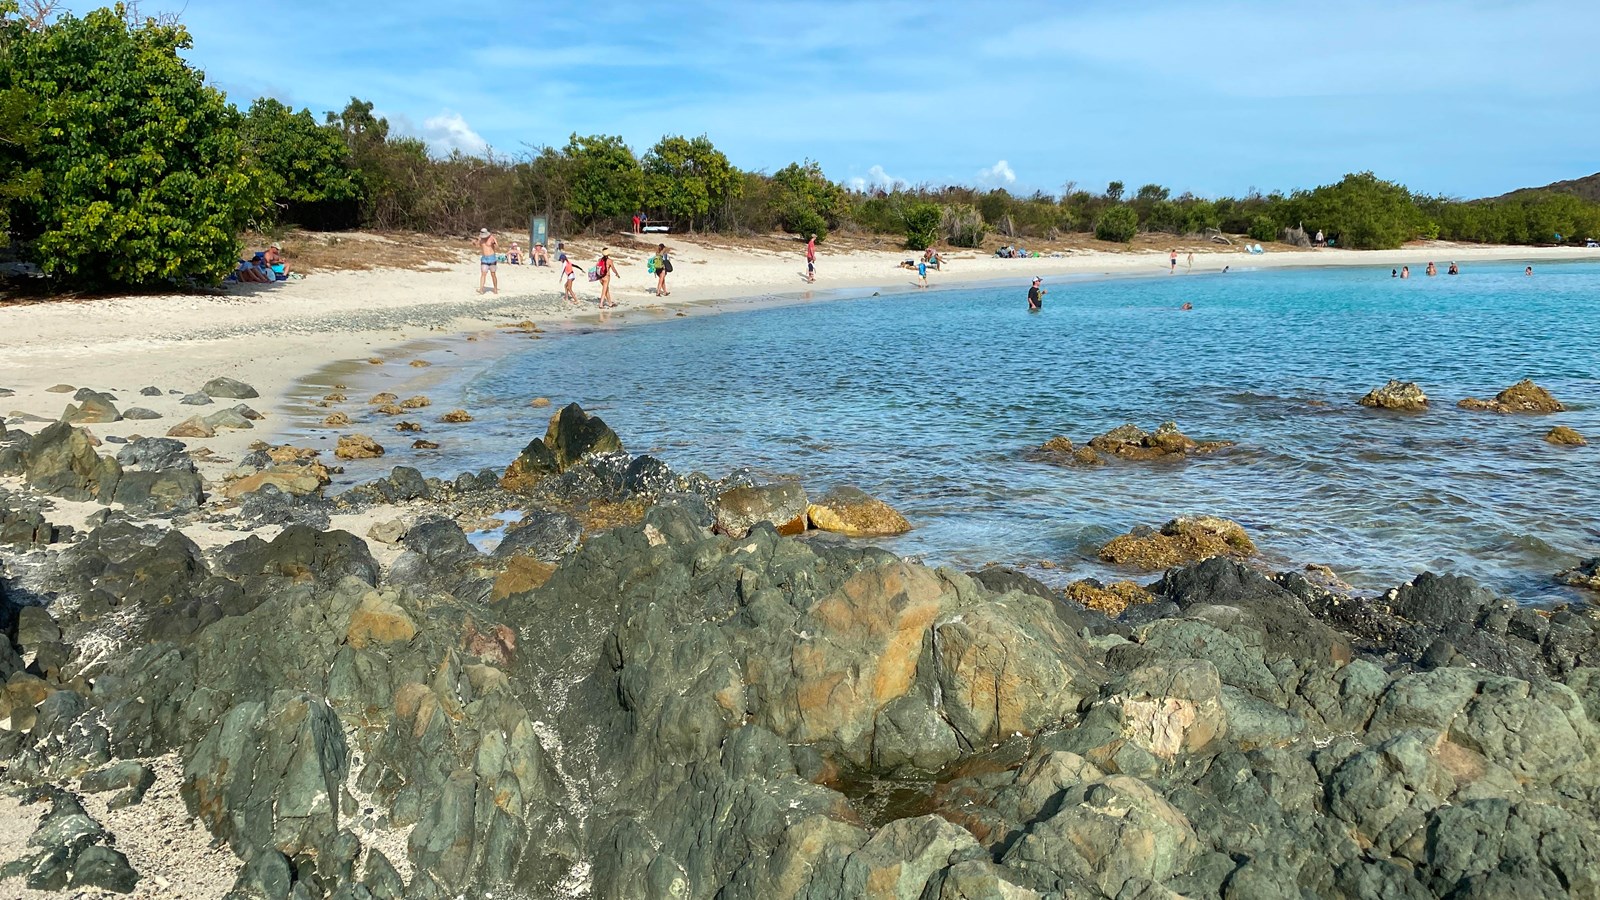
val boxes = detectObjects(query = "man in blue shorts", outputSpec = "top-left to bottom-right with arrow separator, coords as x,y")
477,228 -> 499,294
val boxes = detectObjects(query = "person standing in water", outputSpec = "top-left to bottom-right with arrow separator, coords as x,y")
1027,277 -> 1044,311
654,243 -> 672,296
805,234 -> 817,283
1426,261 -> 1438,276
476,228 -> 499,294
1401,266 -> 1410,279
1526,266 -> 1534,276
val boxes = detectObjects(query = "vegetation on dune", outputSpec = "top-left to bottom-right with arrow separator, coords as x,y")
1,3 -> 1598,291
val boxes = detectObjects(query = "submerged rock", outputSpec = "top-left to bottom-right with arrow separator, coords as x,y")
1064,578 -> 1155,616
806,486 -> 911,537
1358,379 -> 1428,411
1559,558 -> 1600,592
1546,425 -> 1588,446
1100,516 -> 1256,570
1458,378 -> 1564,413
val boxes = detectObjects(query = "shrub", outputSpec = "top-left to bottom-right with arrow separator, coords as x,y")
783,203 -> 828,242
942,203 -> 988,248
902,202 -> 942,250
1094,206 -> 1139,242
1248,215 -> 1277,242
4,8 -> 260,287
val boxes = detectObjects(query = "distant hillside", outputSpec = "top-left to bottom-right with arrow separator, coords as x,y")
1494,172 -> 1600,202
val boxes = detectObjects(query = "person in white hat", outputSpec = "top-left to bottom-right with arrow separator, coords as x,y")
476,228 -> 499,294
1027,276 -> 1045,311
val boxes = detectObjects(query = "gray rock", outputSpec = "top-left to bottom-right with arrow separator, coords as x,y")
494,508 -> 582,560
203,407 -> 255,431
62,392 -> 121,424
71,844 -> 139,892
201,376 -> 260,399
623,454 -> 677,496
712,480 -> 808,538
22,421 -> 121,502
139,386 -> 162,397
120,407 -> 162,421
502,402 -> 624,489
180,393 -> 213,406
115,437 -> 193,472
1358,379 -> 1428,411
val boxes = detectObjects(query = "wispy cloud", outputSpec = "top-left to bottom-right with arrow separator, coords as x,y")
419,112 -> 489,156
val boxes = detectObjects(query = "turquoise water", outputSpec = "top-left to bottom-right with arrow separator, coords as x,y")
371,262 -> 1600,601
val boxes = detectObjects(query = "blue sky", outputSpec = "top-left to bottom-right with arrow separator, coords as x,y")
153,0 -> 1599,198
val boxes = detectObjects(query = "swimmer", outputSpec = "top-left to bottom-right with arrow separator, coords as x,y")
1526,266 -> 1534,276
1180,302 -> 1193,311
1222,266 -> 1230,274
1391,269 -> 1398,278
1401,266 -> 1410,279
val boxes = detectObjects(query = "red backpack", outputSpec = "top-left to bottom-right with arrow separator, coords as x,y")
596,257 -> 609,277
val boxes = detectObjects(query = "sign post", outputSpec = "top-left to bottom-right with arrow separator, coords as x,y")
531,216 -> 549,253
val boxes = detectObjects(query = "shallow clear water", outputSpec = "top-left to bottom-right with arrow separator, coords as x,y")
356,261 -> 1600,602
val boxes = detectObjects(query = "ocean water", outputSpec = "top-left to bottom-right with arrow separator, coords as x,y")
351,261 -> 1600,602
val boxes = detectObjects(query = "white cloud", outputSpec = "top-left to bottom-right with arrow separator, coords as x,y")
421,111 -> 489,156
850,164 -> 907,192
978,159 -> 1017,185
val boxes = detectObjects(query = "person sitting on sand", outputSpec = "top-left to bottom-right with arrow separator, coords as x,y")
508,242 -> 523,265
531,242 -> 549,266
236,254 -> 273,283
1027,277 -> 1044,310
922,247 -> 942,271
263,243 -> 290,278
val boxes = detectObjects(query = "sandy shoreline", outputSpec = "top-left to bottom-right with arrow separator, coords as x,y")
3,236 -> 1597,523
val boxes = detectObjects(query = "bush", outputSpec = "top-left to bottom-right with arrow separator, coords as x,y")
1248,215 -> 1277,242
1094,206 -> 1139,242
783,203 -> 828,242
902,202 -> 942,250
942,203 -> 987,248
4,8 -> 260,287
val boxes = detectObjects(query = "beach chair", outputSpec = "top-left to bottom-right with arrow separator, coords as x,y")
1247,244 -> 1265,255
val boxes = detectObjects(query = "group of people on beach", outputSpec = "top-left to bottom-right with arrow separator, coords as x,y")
233,243 -> 289,283
474,228 -> 673,308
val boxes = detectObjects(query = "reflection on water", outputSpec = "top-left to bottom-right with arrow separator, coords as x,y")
343,262 -> 1600,602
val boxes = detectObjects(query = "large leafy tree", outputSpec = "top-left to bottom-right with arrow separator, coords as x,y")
772,159 -> 845,239
0,3 -> 40,235
1287,172 -> 1423,250
3,5 -> 261,287
564,133 -> 642,228
241,97 -> 362,229
641,134 -> 739,232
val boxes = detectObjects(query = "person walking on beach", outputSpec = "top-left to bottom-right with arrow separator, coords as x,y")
477,228 -> 499,294
1027,277 -> 1044,311
654,243 -> 672,296
805,234 -> 817,283
597,249 -> 618,308
916,257 -> 928,289
1169,250 -> 1178,274
558,252 -> 578,304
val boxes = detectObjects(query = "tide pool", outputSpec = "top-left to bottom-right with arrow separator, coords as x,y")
359,261 -> 1600,601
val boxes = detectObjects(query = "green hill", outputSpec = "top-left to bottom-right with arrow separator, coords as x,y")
1495,172 -> 1600,202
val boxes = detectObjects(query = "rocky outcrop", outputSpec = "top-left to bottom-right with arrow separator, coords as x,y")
1100,516 -> 1256,570
1064,578 -> 1155,616
1458,378 -> 1564,413
1560,558 -> 1600,592
334,434 -> 384,460
1358,379 -> 1428,411
1546,425 -> 1588,445
806,486 -> 911,537
1038,422 -> 1233,465
501,402 -> 623,491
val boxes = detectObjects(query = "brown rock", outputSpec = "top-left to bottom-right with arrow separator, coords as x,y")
396,421 -> 423,432
167,416 -> 216,438
345,592 -> 417,648
1040,436 -> 1075,453
369,392 -> 398,405
492,557 -> 557,601
45,384 -> 74,393
334,434 -> 384,460
222,469 -> 323,500
1063,579 -> 1155,616
1459,379 -> 1565,414
1546,426 -> 1588,446
367,357 -> 384,365
409,359 -> 432,367
1072,446 -> 1103,466
501,403 -> 624,491
1084,421 -> 1231,460
267,445 -> 319,464
806,486 -> 911,537
375,404 -> 405,416
1100,516 -> 1256,570
400,395 -> 431,409
441,409 -> 473,423
1358,379 -> 1428,411
530,397 -> 552,408
412,439 -> 440,450
322,412 -> 351,427
323,391 -> 347,402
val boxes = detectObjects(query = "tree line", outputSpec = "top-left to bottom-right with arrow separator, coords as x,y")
3,5 -> 1598,290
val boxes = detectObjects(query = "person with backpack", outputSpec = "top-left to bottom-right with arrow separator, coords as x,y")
597,249 -> 618,308
654,243 -> 672,296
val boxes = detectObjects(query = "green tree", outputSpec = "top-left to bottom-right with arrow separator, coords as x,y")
772,159 -> 845,239
1104,180 -> 1125,203
564,133 -> 642,229
241,97 -> 362,228
3,5 -> 259,287
901,201 -> 941,250
1095,205 -> 1138,242
641,134 -> 740,232
1289,172 -> 1422,250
